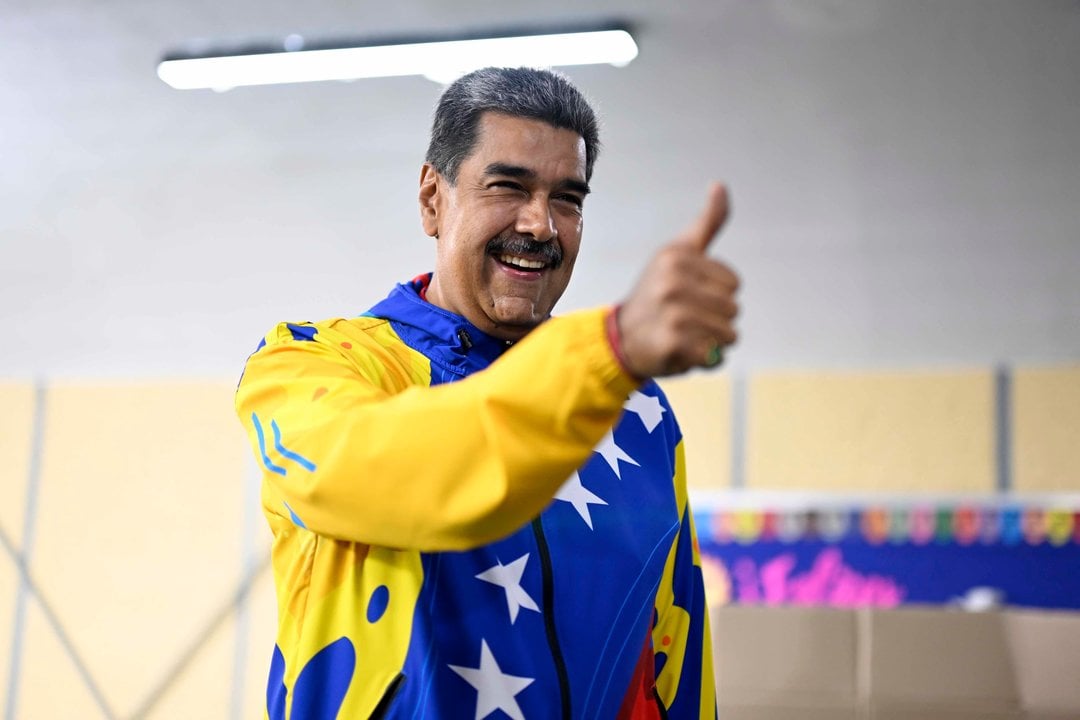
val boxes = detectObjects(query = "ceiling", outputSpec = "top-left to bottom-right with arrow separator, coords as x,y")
2,0 -> 1078,376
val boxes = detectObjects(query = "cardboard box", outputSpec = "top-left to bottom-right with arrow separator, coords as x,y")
712,605 -> 859,719
1006,610 -> 1080,720
711,605 -> 1080,719
863,607 -> 1022,719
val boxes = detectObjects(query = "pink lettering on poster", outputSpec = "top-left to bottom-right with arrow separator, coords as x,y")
730,548 -> 905,608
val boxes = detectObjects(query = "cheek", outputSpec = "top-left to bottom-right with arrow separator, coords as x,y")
557,217 -> 582,253
458,213 -> 515,256
564,215 -> 583,236
559,233 -> 582,267
559,255 -> 579,281
473,202 -> 519,233
439,237 -> 485,281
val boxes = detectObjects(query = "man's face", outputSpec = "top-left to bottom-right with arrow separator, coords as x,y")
420,112 -> 589,342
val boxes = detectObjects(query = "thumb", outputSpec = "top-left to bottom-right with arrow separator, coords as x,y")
676,182 -> 730,254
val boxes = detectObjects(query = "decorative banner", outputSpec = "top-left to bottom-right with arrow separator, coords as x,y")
910,506 -> 935,545
1047,510 -> 1074,546
696,505 -> 1080,611
953,506 -> 980,545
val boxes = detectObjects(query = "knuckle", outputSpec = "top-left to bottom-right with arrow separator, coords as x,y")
657,279 -> 686,306
706,260 -> 739,290
725,267 -> 741,292
668,306 -> 697,334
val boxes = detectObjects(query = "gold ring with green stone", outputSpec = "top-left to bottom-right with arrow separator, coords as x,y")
705,343 -> 724,367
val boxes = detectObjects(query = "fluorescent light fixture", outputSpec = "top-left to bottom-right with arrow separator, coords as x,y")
157,24 -> 638,90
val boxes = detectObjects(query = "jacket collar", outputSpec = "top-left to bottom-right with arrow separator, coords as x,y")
365,274 -> 510,378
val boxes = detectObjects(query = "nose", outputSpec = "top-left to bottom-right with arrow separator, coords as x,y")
515,195 -> 557,243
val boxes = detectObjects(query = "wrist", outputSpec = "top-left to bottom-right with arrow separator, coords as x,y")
605,305 -> 647,382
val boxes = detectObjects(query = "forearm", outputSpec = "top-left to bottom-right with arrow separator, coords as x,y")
236,307 -> 638,550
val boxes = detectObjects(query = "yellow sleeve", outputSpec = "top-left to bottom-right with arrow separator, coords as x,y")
235,307 -> 639,552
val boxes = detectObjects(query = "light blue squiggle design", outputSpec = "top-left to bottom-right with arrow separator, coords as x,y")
252,412 -> 287,476
272,420 -> 317,472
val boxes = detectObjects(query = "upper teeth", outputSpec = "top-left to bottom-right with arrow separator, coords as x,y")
499,255 -> 545,269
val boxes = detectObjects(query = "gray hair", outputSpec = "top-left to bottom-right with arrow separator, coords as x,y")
425,67 -> 600,183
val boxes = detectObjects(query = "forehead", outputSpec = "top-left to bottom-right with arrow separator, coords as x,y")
464,112 -> 587,179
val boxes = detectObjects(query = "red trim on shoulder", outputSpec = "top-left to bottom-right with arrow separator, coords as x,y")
410,273 -> 432,301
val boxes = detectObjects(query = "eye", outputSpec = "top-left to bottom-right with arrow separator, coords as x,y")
489,180 -> 525,192
554,193 -> 584,209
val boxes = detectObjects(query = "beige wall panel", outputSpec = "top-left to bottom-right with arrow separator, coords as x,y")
15,597 -> 109,719
143,608 -> 235,720
0,557 -> 16,712
0,382 -> 35,547
242,562 -> 279,720
1013,365 -> 1080,492
659,373 -> 732,490
747,370 -> 995,492
30,382 -> 249,715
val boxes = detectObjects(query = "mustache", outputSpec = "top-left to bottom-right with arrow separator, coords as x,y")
486,233 -> 563,269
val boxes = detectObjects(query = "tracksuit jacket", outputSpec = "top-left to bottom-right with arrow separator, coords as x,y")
235,274 -> 716,719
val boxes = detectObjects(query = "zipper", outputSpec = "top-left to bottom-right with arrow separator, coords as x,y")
531,517 -> 572,720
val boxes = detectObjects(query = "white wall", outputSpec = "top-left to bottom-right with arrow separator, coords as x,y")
2,0 -> 1077,378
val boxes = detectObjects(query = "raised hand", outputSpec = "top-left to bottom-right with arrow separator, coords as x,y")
617,182 -> 740,378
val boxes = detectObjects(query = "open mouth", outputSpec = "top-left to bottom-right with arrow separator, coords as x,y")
494,254 -> 548,272
486,234 -> 562,275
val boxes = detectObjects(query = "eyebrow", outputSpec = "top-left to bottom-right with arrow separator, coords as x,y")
483,162 -> 591,197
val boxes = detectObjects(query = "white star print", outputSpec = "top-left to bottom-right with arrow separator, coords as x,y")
449,639 -> 535,720
555,472 -> 608,530
594,429 -> 640,479
625,390 -> 666,433
475,554 -> 540,624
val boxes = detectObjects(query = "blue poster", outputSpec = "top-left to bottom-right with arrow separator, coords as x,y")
695,505 -> 1080,610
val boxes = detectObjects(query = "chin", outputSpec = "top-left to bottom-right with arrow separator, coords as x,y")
488,298 -> 553,333
489,314 -> 545,342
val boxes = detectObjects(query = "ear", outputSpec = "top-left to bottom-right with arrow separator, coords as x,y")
418,163 -> 442,238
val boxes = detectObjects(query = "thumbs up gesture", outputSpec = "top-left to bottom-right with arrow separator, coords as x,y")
617,183 -> 740,378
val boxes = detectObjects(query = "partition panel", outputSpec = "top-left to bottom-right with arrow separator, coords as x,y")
746,370 -> 995,492
1012,365 -> 1080,492
0,382 -> 36,552
14,599 -> 110,719
28,382 -> 248,715
660,373 -> 732,490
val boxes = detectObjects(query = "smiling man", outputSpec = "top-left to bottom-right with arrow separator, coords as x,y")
236,67 -> 739,719
421,111 -> 587,340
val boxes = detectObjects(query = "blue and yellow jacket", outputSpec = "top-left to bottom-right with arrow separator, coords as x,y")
235,275 -> 715,719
